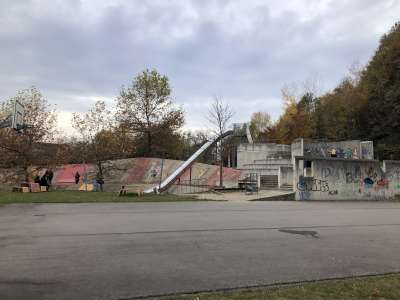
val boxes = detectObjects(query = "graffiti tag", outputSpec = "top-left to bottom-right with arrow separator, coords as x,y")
297,177 -> 329,192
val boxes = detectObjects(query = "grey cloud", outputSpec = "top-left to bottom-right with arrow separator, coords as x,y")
0,0 -> 399,132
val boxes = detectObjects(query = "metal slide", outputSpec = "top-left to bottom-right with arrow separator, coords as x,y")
144,130 -> 233,194
246,122 -> 254,144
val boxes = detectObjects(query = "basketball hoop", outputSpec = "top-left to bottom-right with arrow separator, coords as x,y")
12,100 -> 24,131
0,99 -> 30,132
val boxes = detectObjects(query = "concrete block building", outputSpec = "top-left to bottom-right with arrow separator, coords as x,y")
235,136 -> 400,200
292,139 -> 400,200
236,143 -> 292,189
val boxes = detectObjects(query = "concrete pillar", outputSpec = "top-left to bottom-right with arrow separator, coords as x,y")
278,166 -> 281,188
293,158 -> 298,195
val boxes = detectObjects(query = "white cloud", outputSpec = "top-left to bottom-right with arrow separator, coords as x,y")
56,110 -> 75,137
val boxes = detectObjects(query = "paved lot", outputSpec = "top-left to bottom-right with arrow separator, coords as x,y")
1,201 -> 400,299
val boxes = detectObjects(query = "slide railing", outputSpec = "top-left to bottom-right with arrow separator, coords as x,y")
144,130 -> 233,194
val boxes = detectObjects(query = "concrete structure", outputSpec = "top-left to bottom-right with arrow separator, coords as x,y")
236,137 -> 400,200
293,157 -> 400,201
288,138 -> 400,201
292,139 -> 374,163
382,160 -> 400,195
236,143 -> 292,189
236,139 -> 378,192
303,139 -> 374,160
278,166 -> 293,189
0,158 -> 242,193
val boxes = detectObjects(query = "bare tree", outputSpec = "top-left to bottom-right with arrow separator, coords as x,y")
72,100 -> 117,182
0,87 -> 57,178
206,97 -> 234,187
281,75 -> 323,106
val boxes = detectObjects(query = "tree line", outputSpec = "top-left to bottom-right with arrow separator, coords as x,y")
0,70 -> 233,181
249,22 -> 400,160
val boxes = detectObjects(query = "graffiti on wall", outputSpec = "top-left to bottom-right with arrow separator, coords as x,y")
296,175 -> 340,199
298,162 -> 400,200
297,176 -> 330,192
386,167 -> 400,182
298,191 -> 311,201
320,166 -> 361,183
304,143 -> 359,159
346,165 -> 361,183
321,167 -> 340,179
361,141 -> 374,160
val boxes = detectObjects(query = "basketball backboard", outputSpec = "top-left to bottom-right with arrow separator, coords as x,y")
11,100 -> 24,131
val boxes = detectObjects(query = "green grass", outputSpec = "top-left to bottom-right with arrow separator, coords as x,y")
165,274 -> 400,300
0,191 -> 201,205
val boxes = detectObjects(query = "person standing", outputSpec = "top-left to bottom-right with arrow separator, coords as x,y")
40,171 -> 50,191
119,185 -> 127,196
48,168 -> 54,185
96,174 -> 104,192
75,171 -> 80,184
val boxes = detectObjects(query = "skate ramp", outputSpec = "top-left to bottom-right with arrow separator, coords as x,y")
0,157 -> 243,193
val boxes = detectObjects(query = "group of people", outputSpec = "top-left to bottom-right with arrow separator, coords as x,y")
74,171 -> 105,192
33,169 -> 106,192
34,169 -> 54,191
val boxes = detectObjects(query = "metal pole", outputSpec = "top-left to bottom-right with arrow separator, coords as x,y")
83,160 -> 87,191
159,158 -> 164,190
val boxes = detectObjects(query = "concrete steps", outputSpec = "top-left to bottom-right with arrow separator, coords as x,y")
280,184 -> 294,191
260,175 -> 278,189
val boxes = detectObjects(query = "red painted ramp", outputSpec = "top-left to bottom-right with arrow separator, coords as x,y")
54,164 -> 91,185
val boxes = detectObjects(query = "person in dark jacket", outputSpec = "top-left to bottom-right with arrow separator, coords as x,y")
119,185 -> 127,196
75,171 -> 80,184
40,172 -> 50,191
48,168 -> 54,185
96,175 -> 104,192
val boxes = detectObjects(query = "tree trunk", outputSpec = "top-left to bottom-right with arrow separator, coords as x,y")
219,142 -> 223,187
97,161 -> 103,177
97,161 -> 103,192
147,131 -> 152,156
219,159 -> 223,188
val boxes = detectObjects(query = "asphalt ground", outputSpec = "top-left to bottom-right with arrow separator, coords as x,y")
1,201 -> 400,299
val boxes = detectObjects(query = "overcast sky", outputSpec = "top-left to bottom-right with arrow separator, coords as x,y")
1,0 -> 399,135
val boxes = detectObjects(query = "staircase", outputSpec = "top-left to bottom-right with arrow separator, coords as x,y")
280,183 -> 294,191
260,175 -> 278,189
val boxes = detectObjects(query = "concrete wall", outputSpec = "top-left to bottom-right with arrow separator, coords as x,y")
291,139 -> 303,164
237,143 -> 291,166
278,166 -> 293,188
382,160 -> 400,194
237,143 -> 291,177
303,140 -> 373,159
291,139 -> 303,188
361,141 -> 374,160
295,158 -> 400,201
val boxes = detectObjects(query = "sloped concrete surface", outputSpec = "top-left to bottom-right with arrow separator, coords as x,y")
0,158 -> 243,192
